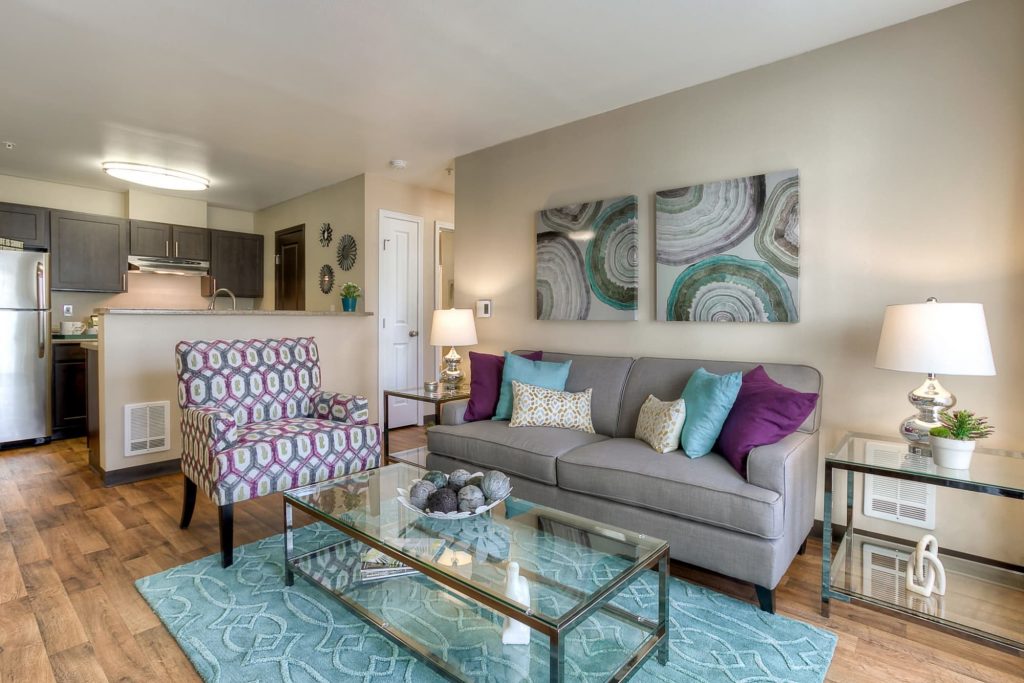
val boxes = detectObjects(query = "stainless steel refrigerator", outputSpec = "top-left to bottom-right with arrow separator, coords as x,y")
0,250 -> 51,444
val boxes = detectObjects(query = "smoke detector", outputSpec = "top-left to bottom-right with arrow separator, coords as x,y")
3,141 -> 15,150
389,159 -> 407,170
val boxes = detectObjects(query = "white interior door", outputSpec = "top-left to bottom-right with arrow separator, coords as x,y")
379,210 -> 423,428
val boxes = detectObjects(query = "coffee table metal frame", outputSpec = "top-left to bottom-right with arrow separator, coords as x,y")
283,472 -> 670,682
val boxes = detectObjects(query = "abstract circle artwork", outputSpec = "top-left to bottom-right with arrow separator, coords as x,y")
319,264 -> 334,294
319,222 -> 333,247
337,234 -> 357,271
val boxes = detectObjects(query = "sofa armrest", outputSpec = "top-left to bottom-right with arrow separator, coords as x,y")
440,398 -> 469,426
746,430 -> 816,495
182,405 -> 238,453
312,391 -> 370,425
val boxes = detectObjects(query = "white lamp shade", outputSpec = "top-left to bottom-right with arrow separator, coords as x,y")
875,301 -> 995,376
430,308 -> 478,347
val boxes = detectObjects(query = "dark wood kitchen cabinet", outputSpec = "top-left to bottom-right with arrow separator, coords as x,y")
129,220 -> 210,260
51,210 -> 129,292
203,230 -> 264,298
52,344 -> 88,440
0,201 -> 49,250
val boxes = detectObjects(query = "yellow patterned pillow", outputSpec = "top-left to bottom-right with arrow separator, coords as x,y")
635,394 -> 686,453
509,381 -> 595,433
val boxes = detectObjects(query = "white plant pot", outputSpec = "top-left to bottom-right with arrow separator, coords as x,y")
929,435 -> 976,469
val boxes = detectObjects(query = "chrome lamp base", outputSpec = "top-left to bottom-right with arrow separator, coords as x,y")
439,346 -> 463,392
899,373 -> 955,445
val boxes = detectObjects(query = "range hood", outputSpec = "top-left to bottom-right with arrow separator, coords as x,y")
128,255 -> 209,277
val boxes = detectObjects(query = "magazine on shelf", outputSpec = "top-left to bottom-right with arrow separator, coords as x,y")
359,539 -> 446,582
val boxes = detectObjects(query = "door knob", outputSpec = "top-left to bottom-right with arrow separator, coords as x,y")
409,330 -> 419,337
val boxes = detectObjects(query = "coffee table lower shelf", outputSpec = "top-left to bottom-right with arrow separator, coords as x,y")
284,534 -> 667,682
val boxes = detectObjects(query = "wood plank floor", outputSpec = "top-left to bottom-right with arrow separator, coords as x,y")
0,429 -> 1019,682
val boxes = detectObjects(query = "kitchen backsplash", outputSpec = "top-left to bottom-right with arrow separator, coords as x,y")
52,272 -> 256,327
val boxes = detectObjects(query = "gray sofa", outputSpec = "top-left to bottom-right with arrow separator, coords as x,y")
426,352 -> 822,612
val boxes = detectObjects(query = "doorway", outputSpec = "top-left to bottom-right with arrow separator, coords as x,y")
378,210 -> 423,428
275,225 -> 305,311
434,220 -> 455,372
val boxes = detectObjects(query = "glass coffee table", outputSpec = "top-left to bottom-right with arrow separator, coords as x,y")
283,462 -> 669,682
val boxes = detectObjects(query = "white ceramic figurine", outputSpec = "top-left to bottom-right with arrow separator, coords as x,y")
906,534 -> 946,598
502,562 -> 532,645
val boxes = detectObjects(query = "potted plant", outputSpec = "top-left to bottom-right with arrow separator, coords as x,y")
339,282 -> 361,312
928,409 -> 994,469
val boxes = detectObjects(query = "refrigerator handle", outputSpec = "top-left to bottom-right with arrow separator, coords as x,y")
36,262 -> 46,359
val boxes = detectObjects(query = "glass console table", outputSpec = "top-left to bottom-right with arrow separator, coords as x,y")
822,433 -> 1023,653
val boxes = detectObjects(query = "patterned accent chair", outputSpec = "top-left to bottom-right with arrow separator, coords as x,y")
175,337 -> 380,567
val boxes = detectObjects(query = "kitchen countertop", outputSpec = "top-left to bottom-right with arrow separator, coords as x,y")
79,341 -> 99,351
96,309 -> 374,316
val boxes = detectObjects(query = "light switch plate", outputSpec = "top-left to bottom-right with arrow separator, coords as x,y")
62,304 -> 73,316
475,300 -> 492,318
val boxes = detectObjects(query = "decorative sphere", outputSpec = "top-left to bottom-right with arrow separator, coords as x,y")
449,469 -> 473,490
481,470 -> 512,501
422,470 -> 448,489
408,480 -> 436,509
426,487 -> 458,514
457,485 -> 486,513
466,474 -> 484,489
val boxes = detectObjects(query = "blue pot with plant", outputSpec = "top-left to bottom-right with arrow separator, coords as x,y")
340,282 -> 361,312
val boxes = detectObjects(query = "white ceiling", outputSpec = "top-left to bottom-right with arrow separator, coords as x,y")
0,0 -> 963,212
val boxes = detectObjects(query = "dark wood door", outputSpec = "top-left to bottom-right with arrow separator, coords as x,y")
52,344 -> 87,439
204,230 -> 264,298
129,220 -> 172,257
51,210 -> 129,292
0,202 -> 49,250
275,225 -> 305,310
172,225 -> 211,260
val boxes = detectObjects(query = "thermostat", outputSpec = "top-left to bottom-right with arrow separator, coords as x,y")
475,300 -> 492,318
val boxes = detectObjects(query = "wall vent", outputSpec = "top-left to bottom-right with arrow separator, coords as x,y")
863,441 -> 936,529
124,401 -> 170,457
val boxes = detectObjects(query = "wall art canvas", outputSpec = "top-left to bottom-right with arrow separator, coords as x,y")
536,195 -> 638,321
655,170 -> 800,323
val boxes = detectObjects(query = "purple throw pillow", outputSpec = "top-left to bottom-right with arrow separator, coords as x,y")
463,351 -> 542,422
715,365 -> 819,477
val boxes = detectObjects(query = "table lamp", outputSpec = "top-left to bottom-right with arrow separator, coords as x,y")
430,308 -> 478,392
874,298 -> 995,445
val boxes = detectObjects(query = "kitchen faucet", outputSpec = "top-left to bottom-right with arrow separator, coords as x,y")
207,288 -> 237,311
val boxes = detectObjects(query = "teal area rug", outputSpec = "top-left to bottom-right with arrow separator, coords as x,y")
136,525 -> 836,682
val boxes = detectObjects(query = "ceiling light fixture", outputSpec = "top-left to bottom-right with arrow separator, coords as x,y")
101,161 -> 209,191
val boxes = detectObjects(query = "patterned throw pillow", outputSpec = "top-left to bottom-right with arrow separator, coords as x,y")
635,394 -> 687,453
509,381 -> 595,433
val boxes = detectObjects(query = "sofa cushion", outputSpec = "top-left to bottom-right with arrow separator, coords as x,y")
556,437 -> 783,539
464,350 -> 543,422
427,421 -> 608,485
534,352 -> 634,437
617,357 -> 822,438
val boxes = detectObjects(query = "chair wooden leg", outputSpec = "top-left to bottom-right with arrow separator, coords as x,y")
798,537 -> 808,555
218,503 -> 234,568
754,585 -> 776,613
179,477 -> 197,529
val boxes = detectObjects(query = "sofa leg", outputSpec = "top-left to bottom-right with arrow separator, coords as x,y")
754,585 -> 776,614
218,504 -> 234,568
179,477 -> 197,529
798,537 -> 808,556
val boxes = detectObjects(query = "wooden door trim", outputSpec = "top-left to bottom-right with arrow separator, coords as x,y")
274,224 -> 305,311
377,209 -> 424,424
433,220 -> 454,374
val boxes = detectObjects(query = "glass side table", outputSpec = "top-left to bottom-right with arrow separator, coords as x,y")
823,432 -> 1023,653
381,385 -> 469,465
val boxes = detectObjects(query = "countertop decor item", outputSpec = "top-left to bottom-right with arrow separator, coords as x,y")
423,380 -> 438,393
339,282 -> 360,312
318,264 -> 334,294
928,409 -> 994,469
875,298 -> 996,445
906,534 -> 946,598
430,308 -> 478,392
319,222 -> 333,247
337,233 -> 358,271
502,562 -> 532,645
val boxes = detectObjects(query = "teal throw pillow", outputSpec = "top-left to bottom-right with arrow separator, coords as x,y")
492,352 -> 572,421
680,367 -> 743,457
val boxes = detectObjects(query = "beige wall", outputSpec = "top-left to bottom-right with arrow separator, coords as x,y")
207,206 -> 255,233
0,173 -> 126,216
454,0 -> 1024,562
254,175 -> 366,312
363,173 -> 455,387
98,313 -> 377,472
127,189 -> 207,226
